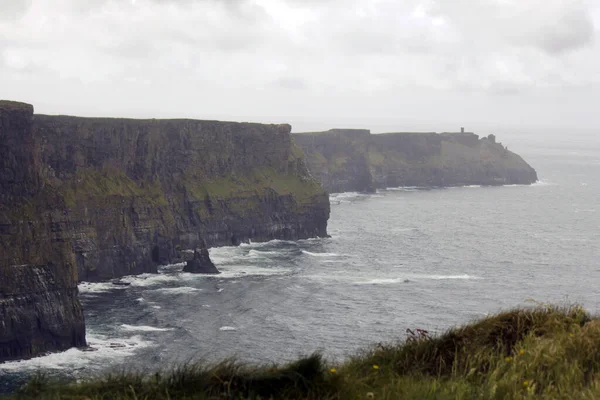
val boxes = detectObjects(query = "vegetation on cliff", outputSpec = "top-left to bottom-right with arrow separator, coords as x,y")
11,305 -> 600,399
0,101 -> 330,362
294,129 -> 538,193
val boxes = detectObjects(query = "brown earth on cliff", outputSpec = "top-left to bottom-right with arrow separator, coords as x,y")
293,129 -> 538,193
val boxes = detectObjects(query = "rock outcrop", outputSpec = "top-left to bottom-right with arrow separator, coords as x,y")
294,129 -> 537,193
183,246 -> 219,274
0,101 -> 86,362
0,100 -> 329,361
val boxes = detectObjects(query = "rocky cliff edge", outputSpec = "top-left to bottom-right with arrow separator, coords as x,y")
0,100 -> 330,361
293,129 -> 538,193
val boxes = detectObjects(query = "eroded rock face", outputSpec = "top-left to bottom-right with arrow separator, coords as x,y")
0,100 -> 330,361
294,130 -> 538,193
0,265 -> 86,362
183,247 -> 219,274
1,101 -> 86,362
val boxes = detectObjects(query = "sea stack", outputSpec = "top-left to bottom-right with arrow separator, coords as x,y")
183,242 -> 220,274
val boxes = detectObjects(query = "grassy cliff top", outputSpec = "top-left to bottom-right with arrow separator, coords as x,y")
0,100 -> 34,113
11,304 -> 598,399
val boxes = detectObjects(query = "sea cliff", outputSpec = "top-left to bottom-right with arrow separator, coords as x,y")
294,129 -> 538,193
0,100 -> 329,361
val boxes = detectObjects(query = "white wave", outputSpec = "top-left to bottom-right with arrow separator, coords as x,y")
78,281 -> 128,294
136,297 -> 145,303
385,186 -> 422,192
329,192 -> 364,199
0,333 -> 152,372
464,185 -> 482,188
152,305 -> 161,309
154,286 -> 201,294
422,274 -> 481,280
302,250 -> 340,257
217,288 -> 224,293
120,273 -> 179,287
219,326 -> 237,331
217,265 -> 292,279
354,274 -> 481,285
248,249 -> 280,257
238,239 -> 296,248
532,179 -> 557,187
329,192 -> 372,204
354,278 -> 411,285
120,324 -> 173,332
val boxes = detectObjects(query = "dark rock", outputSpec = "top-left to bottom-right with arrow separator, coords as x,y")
294,129 -> 538,192
0,100 -> 329,362
183,246 -> 220,274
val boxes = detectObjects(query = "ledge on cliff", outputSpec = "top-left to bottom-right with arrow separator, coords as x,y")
293,129 -> 538,193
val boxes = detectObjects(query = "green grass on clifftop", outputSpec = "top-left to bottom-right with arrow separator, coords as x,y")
10,305 -> 600,400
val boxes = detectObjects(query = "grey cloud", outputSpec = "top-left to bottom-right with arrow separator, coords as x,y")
273,77 -> 307,90
0,0 -> 599,130
532,8 -> 595,54
0,0 -> 31,20
429,0 -> 596,54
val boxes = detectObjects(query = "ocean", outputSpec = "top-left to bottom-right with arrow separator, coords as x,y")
2,133 -> 599,393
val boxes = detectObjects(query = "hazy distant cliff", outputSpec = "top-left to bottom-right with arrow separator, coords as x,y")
0,100 -> 329,361
294,129 -> 538,193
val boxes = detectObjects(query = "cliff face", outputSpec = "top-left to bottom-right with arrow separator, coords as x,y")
33,115 -> 329,281
0,100 -> 329,361
294,130 -> 538,193
0,101 -> 86,362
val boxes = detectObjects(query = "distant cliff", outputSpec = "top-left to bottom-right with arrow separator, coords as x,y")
0,100 -> 329,361
293,129 -> 538,193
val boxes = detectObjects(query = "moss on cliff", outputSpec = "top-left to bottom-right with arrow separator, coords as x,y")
294,129 -> 538,192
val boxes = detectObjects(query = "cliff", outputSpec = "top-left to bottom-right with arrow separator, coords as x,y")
0,100 -> 329,362
0,101 -> 86,362
294,130 -> 538,193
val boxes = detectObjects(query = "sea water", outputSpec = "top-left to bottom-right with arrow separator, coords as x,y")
2,133 -> 600,393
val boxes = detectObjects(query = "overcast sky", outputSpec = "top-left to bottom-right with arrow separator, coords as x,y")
1,0 -> 599,133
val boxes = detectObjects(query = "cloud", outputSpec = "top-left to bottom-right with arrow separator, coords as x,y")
0,0 -> 31,20
0,0 -> 599,130
428,0 -> 595,54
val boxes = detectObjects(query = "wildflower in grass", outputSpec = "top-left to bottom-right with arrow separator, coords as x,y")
570,333 -> 574,337
523,380 -> 529,387
372,364 -> 380,370
519,349 -> 525,355
366,392 -> 375,399
330,368 -> 337,373
505,356 -> 512,362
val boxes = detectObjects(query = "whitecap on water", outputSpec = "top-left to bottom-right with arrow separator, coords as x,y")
120,273 -> 179,287
247,249 -> 281,257
301,250 -> 340,257
119,324 -> 173,332
384,186 -> 423,192
237,239 -> 296,248
0,333 -> 152,372
219,326 -> 237,332
354,274 -> 482,285
217,265 -> 293,279
78,281 -> 128,294
531,179 -> 557,187
154,287 -> 201,294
